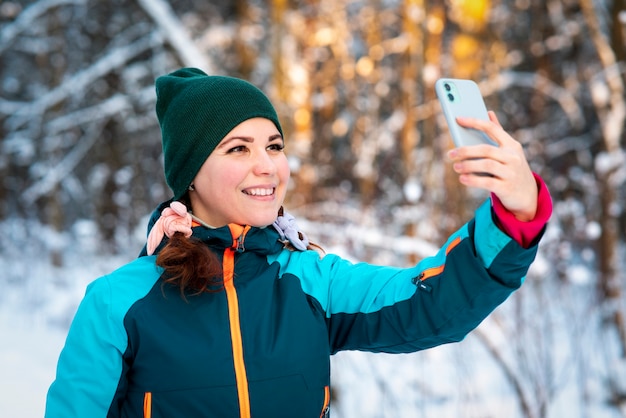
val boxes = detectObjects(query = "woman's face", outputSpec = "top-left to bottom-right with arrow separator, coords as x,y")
189,117 -> 290,228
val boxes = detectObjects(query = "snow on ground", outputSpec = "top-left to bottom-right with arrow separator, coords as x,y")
0,219 -> 134,418
0,313 -> 66,417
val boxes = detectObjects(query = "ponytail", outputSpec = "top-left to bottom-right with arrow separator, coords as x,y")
156,233 -> 223,297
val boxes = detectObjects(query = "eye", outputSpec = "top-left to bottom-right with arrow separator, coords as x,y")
268,142 -> 285,152
226,145 -> 248,154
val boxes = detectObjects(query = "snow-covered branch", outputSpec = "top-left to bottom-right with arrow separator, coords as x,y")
480,72 -> 586,130
21,123 -> 101,205
0,0 -> 86,55
136,0 -> 214,73
5,32 -> 160,132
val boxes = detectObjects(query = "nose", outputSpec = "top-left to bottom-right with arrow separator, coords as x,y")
252,150 -> 277,176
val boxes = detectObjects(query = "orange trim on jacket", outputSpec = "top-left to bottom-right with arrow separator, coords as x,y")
418,236 -> 462,282
143,392 -> 151,418
225,224 -> 252,418
320,385 -> 330,417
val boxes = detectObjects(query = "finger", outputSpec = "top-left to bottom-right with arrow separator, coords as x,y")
488,110 -> 503,128
457,170 -> 501,190
448,143 -> 503,164
453,157 -> 505,179
456,116 -> 514,148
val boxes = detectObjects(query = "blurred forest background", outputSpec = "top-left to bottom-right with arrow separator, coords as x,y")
1,0 -> 626,417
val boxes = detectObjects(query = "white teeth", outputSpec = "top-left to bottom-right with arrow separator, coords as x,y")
245,188 -> 274,196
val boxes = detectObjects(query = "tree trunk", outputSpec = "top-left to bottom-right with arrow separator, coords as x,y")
580,0 -> 626,357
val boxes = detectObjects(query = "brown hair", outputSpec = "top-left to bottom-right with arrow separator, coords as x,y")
156,233 -> 223,297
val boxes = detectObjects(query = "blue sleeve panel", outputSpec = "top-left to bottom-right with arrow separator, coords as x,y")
270,200 -> 540,354
44,256 -> 162,418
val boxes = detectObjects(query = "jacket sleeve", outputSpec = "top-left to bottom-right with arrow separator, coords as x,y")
289,199 -> 544,354
491,172 -> 552,248
44,257 -> 160,418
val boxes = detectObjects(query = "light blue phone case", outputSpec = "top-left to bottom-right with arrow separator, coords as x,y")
435,78 -> 497,147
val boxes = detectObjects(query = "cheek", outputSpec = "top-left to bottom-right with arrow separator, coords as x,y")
278,158 -> 291,182
209,165 -> 241,189
194,168 -> 230,198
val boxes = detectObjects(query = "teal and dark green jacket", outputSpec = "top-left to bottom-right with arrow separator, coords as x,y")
45,200 -> 541,418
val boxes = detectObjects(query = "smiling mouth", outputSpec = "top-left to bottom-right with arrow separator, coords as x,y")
243,187 -> 275,197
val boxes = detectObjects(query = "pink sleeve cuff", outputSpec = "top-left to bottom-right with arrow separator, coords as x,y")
491,172 -> 552,248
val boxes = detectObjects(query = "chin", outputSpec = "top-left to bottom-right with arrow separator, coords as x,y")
236,207 -> 281,227
241,215 -> 277,228
251,220 -> 276,228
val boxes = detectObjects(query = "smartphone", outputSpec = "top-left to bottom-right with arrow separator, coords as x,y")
435,78 -> 497,148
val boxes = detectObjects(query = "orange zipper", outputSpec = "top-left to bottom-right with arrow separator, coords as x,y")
143,392 -> 152,418
224,225 -> 252,418
320,385 -> 330,418
413,235 -> 462,286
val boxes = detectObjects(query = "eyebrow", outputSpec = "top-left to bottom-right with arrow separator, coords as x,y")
217,134 -> 283,149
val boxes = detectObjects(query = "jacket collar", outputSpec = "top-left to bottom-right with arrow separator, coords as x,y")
140,199 -> 283,257
191,223 -> 283,255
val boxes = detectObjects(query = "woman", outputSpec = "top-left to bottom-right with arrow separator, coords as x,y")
45,67 -> 551,418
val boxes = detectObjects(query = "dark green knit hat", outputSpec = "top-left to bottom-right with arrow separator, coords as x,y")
155,67 -> 283,200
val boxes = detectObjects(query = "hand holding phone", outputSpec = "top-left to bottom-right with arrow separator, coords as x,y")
435,78 -> 498,148
438,79 -> 540,221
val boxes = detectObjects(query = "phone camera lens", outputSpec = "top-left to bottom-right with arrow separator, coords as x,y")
447,93 -> 455,102
444,83 -> 451,91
